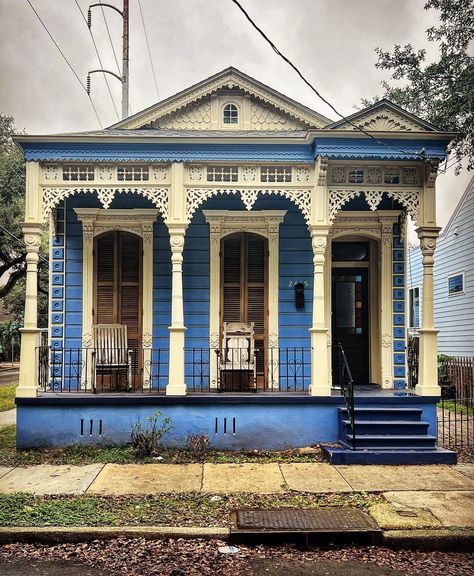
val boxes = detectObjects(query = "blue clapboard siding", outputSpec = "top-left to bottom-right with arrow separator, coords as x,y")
64,195 -> 95,350
409,177 -> 474,356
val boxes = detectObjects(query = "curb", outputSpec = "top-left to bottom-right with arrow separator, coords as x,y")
0,526 -> 230,544
382,528 -> 474,551
1,526 -> 473,551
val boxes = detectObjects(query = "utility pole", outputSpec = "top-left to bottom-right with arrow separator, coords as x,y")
122,0 -> 129,119
87,1 -> 130,120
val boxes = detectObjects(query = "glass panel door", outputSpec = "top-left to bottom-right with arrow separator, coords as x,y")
332,268 -> 369,385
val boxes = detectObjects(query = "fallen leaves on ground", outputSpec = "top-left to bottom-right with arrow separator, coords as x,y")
0,539 -> 473,576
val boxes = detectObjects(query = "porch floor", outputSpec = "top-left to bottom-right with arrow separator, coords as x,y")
33,386 -> 421,400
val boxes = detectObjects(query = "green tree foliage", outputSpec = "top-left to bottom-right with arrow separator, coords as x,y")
370,0 -> 474,172
0,114 -> 48,326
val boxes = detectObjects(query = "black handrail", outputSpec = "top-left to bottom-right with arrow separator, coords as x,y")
407,337 -> 419,389
335,343 -> 356,450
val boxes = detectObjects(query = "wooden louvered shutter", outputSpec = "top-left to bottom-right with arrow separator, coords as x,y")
94,232 -> 142,351
221,232 -> 267,342
246,235 -> 265,336
95,233 -> 116,324
222,235 -> 242,324
119,233 -> 141,351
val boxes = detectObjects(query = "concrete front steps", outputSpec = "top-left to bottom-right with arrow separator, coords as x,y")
322,407 -> 457,464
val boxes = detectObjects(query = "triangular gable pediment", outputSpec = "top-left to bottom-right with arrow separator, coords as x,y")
110,67 -> 332,131
327,100 -> 438,132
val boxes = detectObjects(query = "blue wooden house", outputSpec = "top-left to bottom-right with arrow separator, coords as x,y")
14,68 -> 456,463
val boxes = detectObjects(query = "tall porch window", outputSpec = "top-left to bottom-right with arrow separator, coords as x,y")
94,231 -> 143,385
221,232 -> 267,388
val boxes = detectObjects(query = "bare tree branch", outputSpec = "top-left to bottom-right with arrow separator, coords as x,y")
0,267 -> 26,298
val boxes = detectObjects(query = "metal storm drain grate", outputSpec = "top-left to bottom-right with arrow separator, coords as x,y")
234,508 -> 380,533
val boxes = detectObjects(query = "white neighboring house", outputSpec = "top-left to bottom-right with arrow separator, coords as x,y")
408,176 -> 474,356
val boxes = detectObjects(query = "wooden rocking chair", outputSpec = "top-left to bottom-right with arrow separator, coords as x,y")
219,322 -> 257,391
91,324 -> 133,392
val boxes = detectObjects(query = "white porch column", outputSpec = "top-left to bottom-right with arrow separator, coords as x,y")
309,156 -> 331,396
17,162 -> 44,398
380,218 -> 395,388
167,225 -> 187,395
309,226 -> 331,396
416,226 -> 441,396
166,162 -> 187,395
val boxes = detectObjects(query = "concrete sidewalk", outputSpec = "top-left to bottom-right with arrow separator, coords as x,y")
0,409 -> 15,430
1,462 -> 473,496
1,463 -> 473,534
0,462 -> 473,532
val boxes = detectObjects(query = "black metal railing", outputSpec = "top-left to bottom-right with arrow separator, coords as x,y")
407,337 -> 419,389
37,346 -> 311,394
438,393 -> 474,450
334,343 -> 356,450
438,358 -> 474,450
185,347 -> 311,393
36,346 -> 169,393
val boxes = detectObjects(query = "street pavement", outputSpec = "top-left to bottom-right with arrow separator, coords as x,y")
0,365 -> 19,387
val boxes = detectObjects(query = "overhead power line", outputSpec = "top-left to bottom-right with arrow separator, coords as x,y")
138,0 -> 160,101
438,153 -> 467,174
25,0 -> 102,127
0,224 -> 49,265
74,0 -> 120,120
230,0 -> 434,164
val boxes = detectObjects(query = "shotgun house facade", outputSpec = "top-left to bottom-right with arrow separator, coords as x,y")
14,68 -> 456,463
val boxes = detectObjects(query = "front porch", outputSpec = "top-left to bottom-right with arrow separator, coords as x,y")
17,158 -> 442,402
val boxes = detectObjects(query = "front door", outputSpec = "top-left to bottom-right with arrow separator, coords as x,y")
94,231 -> 142,387
221,232 -> 268,389
331,268 -> 370,385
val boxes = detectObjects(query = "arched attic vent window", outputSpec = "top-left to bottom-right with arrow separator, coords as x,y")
223,103 -> 239,125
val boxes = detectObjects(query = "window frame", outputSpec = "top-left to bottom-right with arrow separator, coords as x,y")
207,165 -> 239,182
222,103 -> 239,126
117,165 -> 150,182
62,164 -> 95,181
260,166 -> 292,183
447,272 -> 465,296
408,286 -> 420,328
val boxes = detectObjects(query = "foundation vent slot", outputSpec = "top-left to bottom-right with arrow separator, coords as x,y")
214,416 -> 237,435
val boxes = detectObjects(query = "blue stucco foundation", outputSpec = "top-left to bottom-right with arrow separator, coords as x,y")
16,396 -> 438,450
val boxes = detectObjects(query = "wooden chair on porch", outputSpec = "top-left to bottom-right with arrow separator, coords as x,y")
91,324 -> 133,392
219,322 -> 257,391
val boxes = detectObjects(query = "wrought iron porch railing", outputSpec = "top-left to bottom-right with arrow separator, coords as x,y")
407,338 -> 419,389
36,346 -> 169,393
36,346 -> 311,394
334,343 -> 356,450
185,347 -> 312,393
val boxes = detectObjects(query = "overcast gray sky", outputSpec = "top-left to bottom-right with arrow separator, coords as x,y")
0,0 -> 471,234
